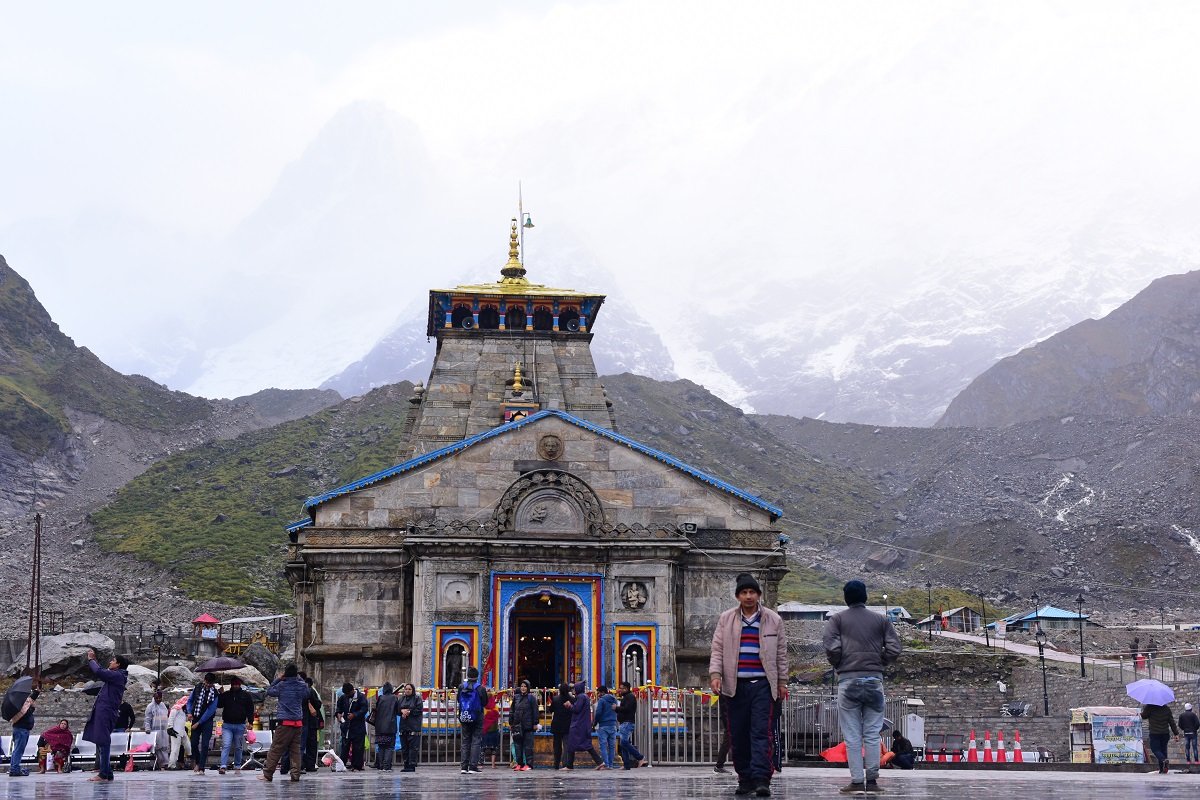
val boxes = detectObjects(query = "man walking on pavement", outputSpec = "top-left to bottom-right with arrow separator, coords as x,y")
710,572 -> 788,797
823,579 -> 902,794
1179,703 -> 1200,764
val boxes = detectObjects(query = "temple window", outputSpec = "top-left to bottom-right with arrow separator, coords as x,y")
451,304 -> 474,329
532,305 -> 553,331
479,304 -> 500,330
559,308 -> 581,332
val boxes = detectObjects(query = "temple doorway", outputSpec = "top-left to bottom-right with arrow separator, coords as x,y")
509,592 -> 583,689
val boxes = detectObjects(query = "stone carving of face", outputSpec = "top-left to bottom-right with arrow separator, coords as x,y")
529,504 -> 549,523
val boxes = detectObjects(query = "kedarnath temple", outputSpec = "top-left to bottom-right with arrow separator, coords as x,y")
285,220 -> 787,690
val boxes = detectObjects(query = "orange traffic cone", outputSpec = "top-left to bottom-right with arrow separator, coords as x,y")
982,731 -> 993,763
967,730 -> 978,762
1013,730 -> 1024,763
997,730 -> 1007,763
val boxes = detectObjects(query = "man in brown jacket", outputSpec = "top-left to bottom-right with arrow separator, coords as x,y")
709,573 -> 788,797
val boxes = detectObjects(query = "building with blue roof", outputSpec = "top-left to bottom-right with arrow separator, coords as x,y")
285,221 -> 787,692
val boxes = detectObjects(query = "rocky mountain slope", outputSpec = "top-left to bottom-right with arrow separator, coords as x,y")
757,412 -> 1200,610
937,269 -> 1200,428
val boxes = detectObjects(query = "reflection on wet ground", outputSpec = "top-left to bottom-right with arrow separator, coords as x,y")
1,765 -> 1197,800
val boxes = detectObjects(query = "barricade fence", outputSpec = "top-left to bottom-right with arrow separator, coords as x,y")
323,686 -> 911,768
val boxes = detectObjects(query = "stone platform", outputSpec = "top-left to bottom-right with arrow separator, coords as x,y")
3,764 -> 1198,799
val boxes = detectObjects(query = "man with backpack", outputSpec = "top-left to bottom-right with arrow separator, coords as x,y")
457,667 -> 489,774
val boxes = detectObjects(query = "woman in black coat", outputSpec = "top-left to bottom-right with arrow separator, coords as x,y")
549,683 -> 573,769
396,684 -> 423,772
509,680 -> 540,770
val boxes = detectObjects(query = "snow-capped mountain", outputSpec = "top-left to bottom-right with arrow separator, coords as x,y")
674,238 -> 1198,426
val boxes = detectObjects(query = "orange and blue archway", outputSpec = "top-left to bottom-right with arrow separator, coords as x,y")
491,572 -> 602,689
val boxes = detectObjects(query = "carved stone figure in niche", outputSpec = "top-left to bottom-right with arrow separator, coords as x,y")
621,581 -> 648,609
538,433 -> 564,461
514,490 -> 584,535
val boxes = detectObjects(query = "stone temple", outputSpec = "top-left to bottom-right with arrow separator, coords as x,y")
285,221 -> 786,690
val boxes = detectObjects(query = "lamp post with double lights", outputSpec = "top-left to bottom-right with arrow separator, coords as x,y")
925,582 -> 933,642
1035,628 -> 1050,716
1076,593 -> 1086,678
1031,591 -> 1041,636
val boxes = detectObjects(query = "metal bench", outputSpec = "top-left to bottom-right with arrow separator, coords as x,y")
240,730 -> 273,770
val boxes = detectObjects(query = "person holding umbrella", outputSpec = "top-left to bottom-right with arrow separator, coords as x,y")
1128,678 -> 1180,773
3,680 -> 37,777
82,648 -> 129,782
186,673 -> 220,773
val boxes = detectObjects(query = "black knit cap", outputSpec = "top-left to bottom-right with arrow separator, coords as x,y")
843,580 -> 868,606
735,572 -> 762,596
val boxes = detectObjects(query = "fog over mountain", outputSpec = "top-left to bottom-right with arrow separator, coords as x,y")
5,4 -> 1200,423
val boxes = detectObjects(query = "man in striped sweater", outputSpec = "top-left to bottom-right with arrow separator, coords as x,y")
709,573 -> 788,798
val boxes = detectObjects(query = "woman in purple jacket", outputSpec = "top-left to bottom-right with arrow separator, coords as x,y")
82,648 -> 129,782
563,681 -> 604,769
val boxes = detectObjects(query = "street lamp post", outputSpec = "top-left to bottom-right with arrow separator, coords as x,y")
980,593 -> 990,647
152,626 -> 166,684
1160,605 -> 1166,631
1035,629 -> 1050,716
1076,593 -> 1086,678
1031,591 -> 1041,635
925,581 -> 933,642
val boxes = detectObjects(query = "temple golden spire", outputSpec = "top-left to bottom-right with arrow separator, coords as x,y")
512,362 -> 524,393
499,218 -> 528,284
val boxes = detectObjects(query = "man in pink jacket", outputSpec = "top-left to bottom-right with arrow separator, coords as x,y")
709,573 -> 788,798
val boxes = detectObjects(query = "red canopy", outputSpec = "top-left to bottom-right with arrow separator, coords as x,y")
192,613 -> 220,625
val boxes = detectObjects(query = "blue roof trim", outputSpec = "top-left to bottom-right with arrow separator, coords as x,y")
286,518 -> 313,534
294,409 -> 783,521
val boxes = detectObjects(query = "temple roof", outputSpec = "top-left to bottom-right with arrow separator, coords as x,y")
286,409 -> 783,533
431,219 -> 602,299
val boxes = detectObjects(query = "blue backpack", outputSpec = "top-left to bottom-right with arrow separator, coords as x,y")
458,680 -> 483,723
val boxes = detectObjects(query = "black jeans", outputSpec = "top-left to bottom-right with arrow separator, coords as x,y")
729,678 -> 774,784
1149,733 -> 1171,768
401,730 -> 421,769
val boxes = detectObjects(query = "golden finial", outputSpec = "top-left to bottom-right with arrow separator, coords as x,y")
500,218 -> 528,283
512,362 -> 524,393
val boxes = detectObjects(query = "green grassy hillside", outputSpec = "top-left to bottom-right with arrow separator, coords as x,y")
0,256 -> 213,454
91,382 -> 415,605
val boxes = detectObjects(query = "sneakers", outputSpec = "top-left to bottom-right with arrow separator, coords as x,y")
839,783 -> 866,794
519,765 -> 532,771
218,768 -> 226,775
714,766 -> 731,774
755,783 -> 772,797
735,784 -> 755,796
469,768 -> 485,773
460,769 -> 470,774
865,780 -> 884,794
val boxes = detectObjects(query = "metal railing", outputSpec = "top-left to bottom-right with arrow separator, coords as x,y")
333,686 -> 916,768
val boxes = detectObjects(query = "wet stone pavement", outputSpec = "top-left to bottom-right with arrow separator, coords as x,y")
1,766 -> 1198,800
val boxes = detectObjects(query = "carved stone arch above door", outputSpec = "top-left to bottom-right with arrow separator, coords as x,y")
493,469 -> 606,538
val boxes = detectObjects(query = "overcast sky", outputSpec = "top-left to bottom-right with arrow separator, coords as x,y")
4,2 -> 1200,397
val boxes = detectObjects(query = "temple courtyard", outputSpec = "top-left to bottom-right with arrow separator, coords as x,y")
3,766 -> 1198,799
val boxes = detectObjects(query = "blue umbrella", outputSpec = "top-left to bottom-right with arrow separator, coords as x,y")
1126,678 -> 1175,706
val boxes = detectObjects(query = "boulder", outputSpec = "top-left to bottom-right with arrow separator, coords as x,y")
160,664 -> 199,688
127,664 -> 158,689
241,643 -> 279,683
5,633 -> 116,680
